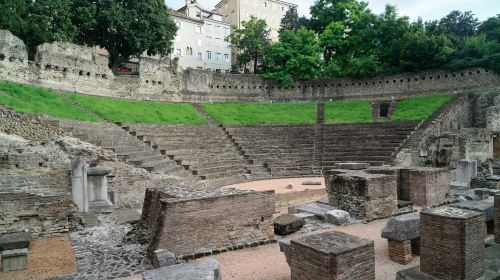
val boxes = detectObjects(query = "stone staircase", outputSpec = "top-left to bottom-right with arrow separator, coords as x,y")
56,120 -> 201,186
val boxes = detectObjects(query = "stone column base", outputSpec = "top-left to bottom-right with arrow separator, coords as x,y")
388,239 -> 413,265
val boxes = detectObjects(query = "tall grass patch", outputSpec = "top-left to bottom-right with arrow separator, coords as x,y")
392,95 -> 453,121
0,82 -> 99,121
202,103 -> 317,125
68,94 -> 207,124
325,100 -> 372,123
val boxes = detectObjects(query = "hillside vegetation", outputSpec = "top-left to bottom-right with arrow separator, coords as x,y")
68,94 -> 208,125
392,95 -> 454,121
0,82 -> 99,122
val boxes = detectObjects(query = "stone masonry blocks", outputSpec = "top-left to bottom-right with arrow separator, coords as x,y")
495,194 -> 500,243
400,168 -> 450,207
388,239 -> 413,265
290,231 -> 375,280
420,206 -> 485,280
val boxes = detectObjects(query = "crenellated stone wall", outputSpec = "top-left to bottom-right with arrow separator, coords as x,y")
1,29 -> 499,103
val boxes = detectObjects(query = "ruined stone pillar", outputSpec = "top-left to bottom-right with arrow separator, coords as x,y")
290,231 -> 375,280
495,194 -> 500,243
388,239 -> 412,265
87,166 -> 114,213
420,206 -> 485,280
71,158 -> 88,212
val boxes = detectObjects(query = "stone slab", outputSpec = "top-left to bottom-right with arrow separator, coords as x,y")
0,232 -> 31,250
279,239 -> 291,266
152,249 -> 176,268
292,231 -> 373,255
115,210 -> 142,225
396,266 -> 440,280
142,262 -> 216,280
87,166 -> 112,176
381,213 -> 420,241
2,248 -> 28,272
273,214 -> 305,235
2,248 -> 28,257
197,259 -> 221,280
302,181 -> 322,185
334,162 -> 370,170
325,209 -> 350,225
295,203 -> 338,219
450,200 -> 495,222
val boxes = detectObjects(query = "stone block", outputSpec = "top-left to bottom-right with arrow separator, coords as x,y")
273,214 -> 305,235
381,213 -> 420,241
197,259 -> 221,280
290,231 -> 375,280
334,162 -> 370,170
279,239 -> 291,266
453,160 -> 477,186
474,188 -> 491,200
450,200 -> 494,222
495,194 -> 500,243
2,248 -> 28,272
302,180 -> 322,185
400,167 -> 450,207
325,209 -> 350,225
152,249 -> 176,268
295,203 -> 338,219
142,262 -> 217,280
420,206 -> 485,280
396,266 -> 440,280
0,231 -> 31,250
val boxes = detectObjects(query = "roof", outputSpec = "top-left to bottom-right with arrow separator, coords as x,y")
215,0 -> 298,8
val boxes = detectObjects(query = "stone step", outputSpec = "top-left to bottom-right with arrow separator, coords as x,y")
201,169 -> 247,180
119,150 -> 159,159
106,145 -> 151,153
294,203 -> 338,219
195,164 -> 248,175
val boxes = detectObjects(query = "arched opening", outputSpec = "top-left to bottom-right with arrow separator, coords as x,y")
379,102 -> 390,117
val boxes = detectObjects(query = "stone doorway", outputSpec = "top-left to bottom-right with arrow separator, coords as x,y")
379,102 -> 390,117
494,136 -> 500,159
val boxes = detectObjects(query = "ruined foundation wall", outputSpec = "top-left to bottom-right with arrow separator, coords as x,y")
150,191 -> 275,257
1,30 -> 499,103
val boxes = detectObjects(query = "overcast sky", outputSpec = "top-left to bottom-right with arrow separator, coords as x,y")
167,0 -> 500,22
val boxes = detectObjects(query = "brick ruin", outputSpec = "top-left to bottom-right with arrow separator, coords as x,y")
142,187 -> 275,259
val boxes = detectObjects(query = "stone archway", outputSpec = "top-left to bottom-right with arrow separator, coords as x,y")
379,102 -> 390,118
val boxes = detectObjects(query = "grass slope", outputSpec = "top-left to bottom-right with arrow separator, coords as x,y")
0,82 -> 99,122
69,94 -> 207,125
325,100 -> 372,123
202,103 -> 317,125
392,95 -> 453,121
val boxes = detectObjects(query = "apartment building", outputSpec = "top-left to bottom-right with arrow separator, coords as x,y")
215,0 -> 298,42
170,0 -> 232,72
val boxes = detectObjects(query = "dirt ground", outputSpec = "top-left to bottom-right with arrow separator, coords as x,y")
225,177 -> 325,193
197,218 -> 419,280
0,234 -> 77,280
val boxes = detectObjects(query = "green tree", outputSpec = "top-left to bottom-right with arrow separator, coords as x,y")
278,8 -> 308,36
263,27 -> 322,86
0,0 -> 29,38
309,0 -> 369,34
74,0 -> 177,72
399,24 -> 454,71
478,15 -> 500,41
227,16 -> 270,73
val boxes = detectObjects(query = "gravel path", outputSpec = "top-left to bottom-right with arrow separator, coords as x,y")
197,218 -> 419,280
0,235 -> 77,280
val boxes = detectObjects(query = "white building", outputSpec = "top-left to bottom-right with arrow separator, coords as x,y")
171,0 -> 232,72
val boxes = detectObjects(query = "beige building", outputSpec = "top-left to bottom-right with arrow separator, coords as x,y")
170,1 -> 232,72
215,0 -> 297,68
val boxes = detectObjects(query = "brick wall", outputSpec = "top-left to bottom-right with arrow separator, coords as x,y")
290,231 -> 375,280
402,168 -> 450,207
148,191 -> 275,258
420,207 -> 485,280
0,192 -> 80,237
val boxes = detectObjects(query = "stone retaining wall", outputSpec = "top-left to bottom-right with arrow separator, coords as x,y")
1,29 -> 499,103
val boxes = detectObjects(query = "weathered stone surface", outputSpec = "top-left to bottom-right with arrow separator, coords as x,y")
0,232 -> 31,250
381,213 -> 420,241
279,239 -> 291,266
197,258 -> 222,280
273,214 -> 305,235
474,188 -> 491,200
420,206 -> 485,280
87,166 -> 112,176
294,202 -> 338,219
396,266 -> 440,280
324,209 -> 350,225
142,263 -> 216,280
334,162 -> 370,170
152,249 -> 176,268
453,160 -> 478,187
495,194 -> 500,243
301,180 -> 322,185
465,194 -> 481,201
388,239 -> 413,265
2,248 -> 28,272
451,200 -> 494,222
290,231 -> 375,280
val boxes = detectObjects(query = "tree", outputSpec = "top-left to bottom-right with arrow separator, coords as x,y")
227,16 -> 270,74
0,0 -> 29,39
399,24 -> 454,71
263,27 -> 322,85
309,0 -> 369,34
73,0 -> 177,72
478,15 -> 500,41
427,11 -> 479,41
278,8 -> 308,36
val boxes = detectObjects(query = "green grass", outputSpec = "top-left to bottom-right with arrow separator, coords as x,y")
68,94 -> 207,125
392,95 -> 454,121
202,103 -> 317,125
325,100 -> 373,123
0,82 -> 99,122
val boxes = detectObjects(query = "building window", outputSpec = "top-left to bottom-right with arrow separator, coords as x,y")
186,47 -> 193,55
197,39 -> 202,46
263,2 -> 267,8
281,6 -> 285,12
207,51 -> 212,60
175,49 -> 182,57
175,21 -> 181,28
215,25 -> 221,34
197,52 -> 203,61
224,54 -> 229,62
206,36 -> 212,46
216,52 -> 221,61
206,24 -> 212,33
224,28 -> 230,36
195,26 -> 202,33
272,3 -> 277,10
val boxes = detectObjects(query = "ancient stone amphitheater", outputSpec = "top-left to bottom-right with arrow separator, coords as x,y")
1,29 -> 500,280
